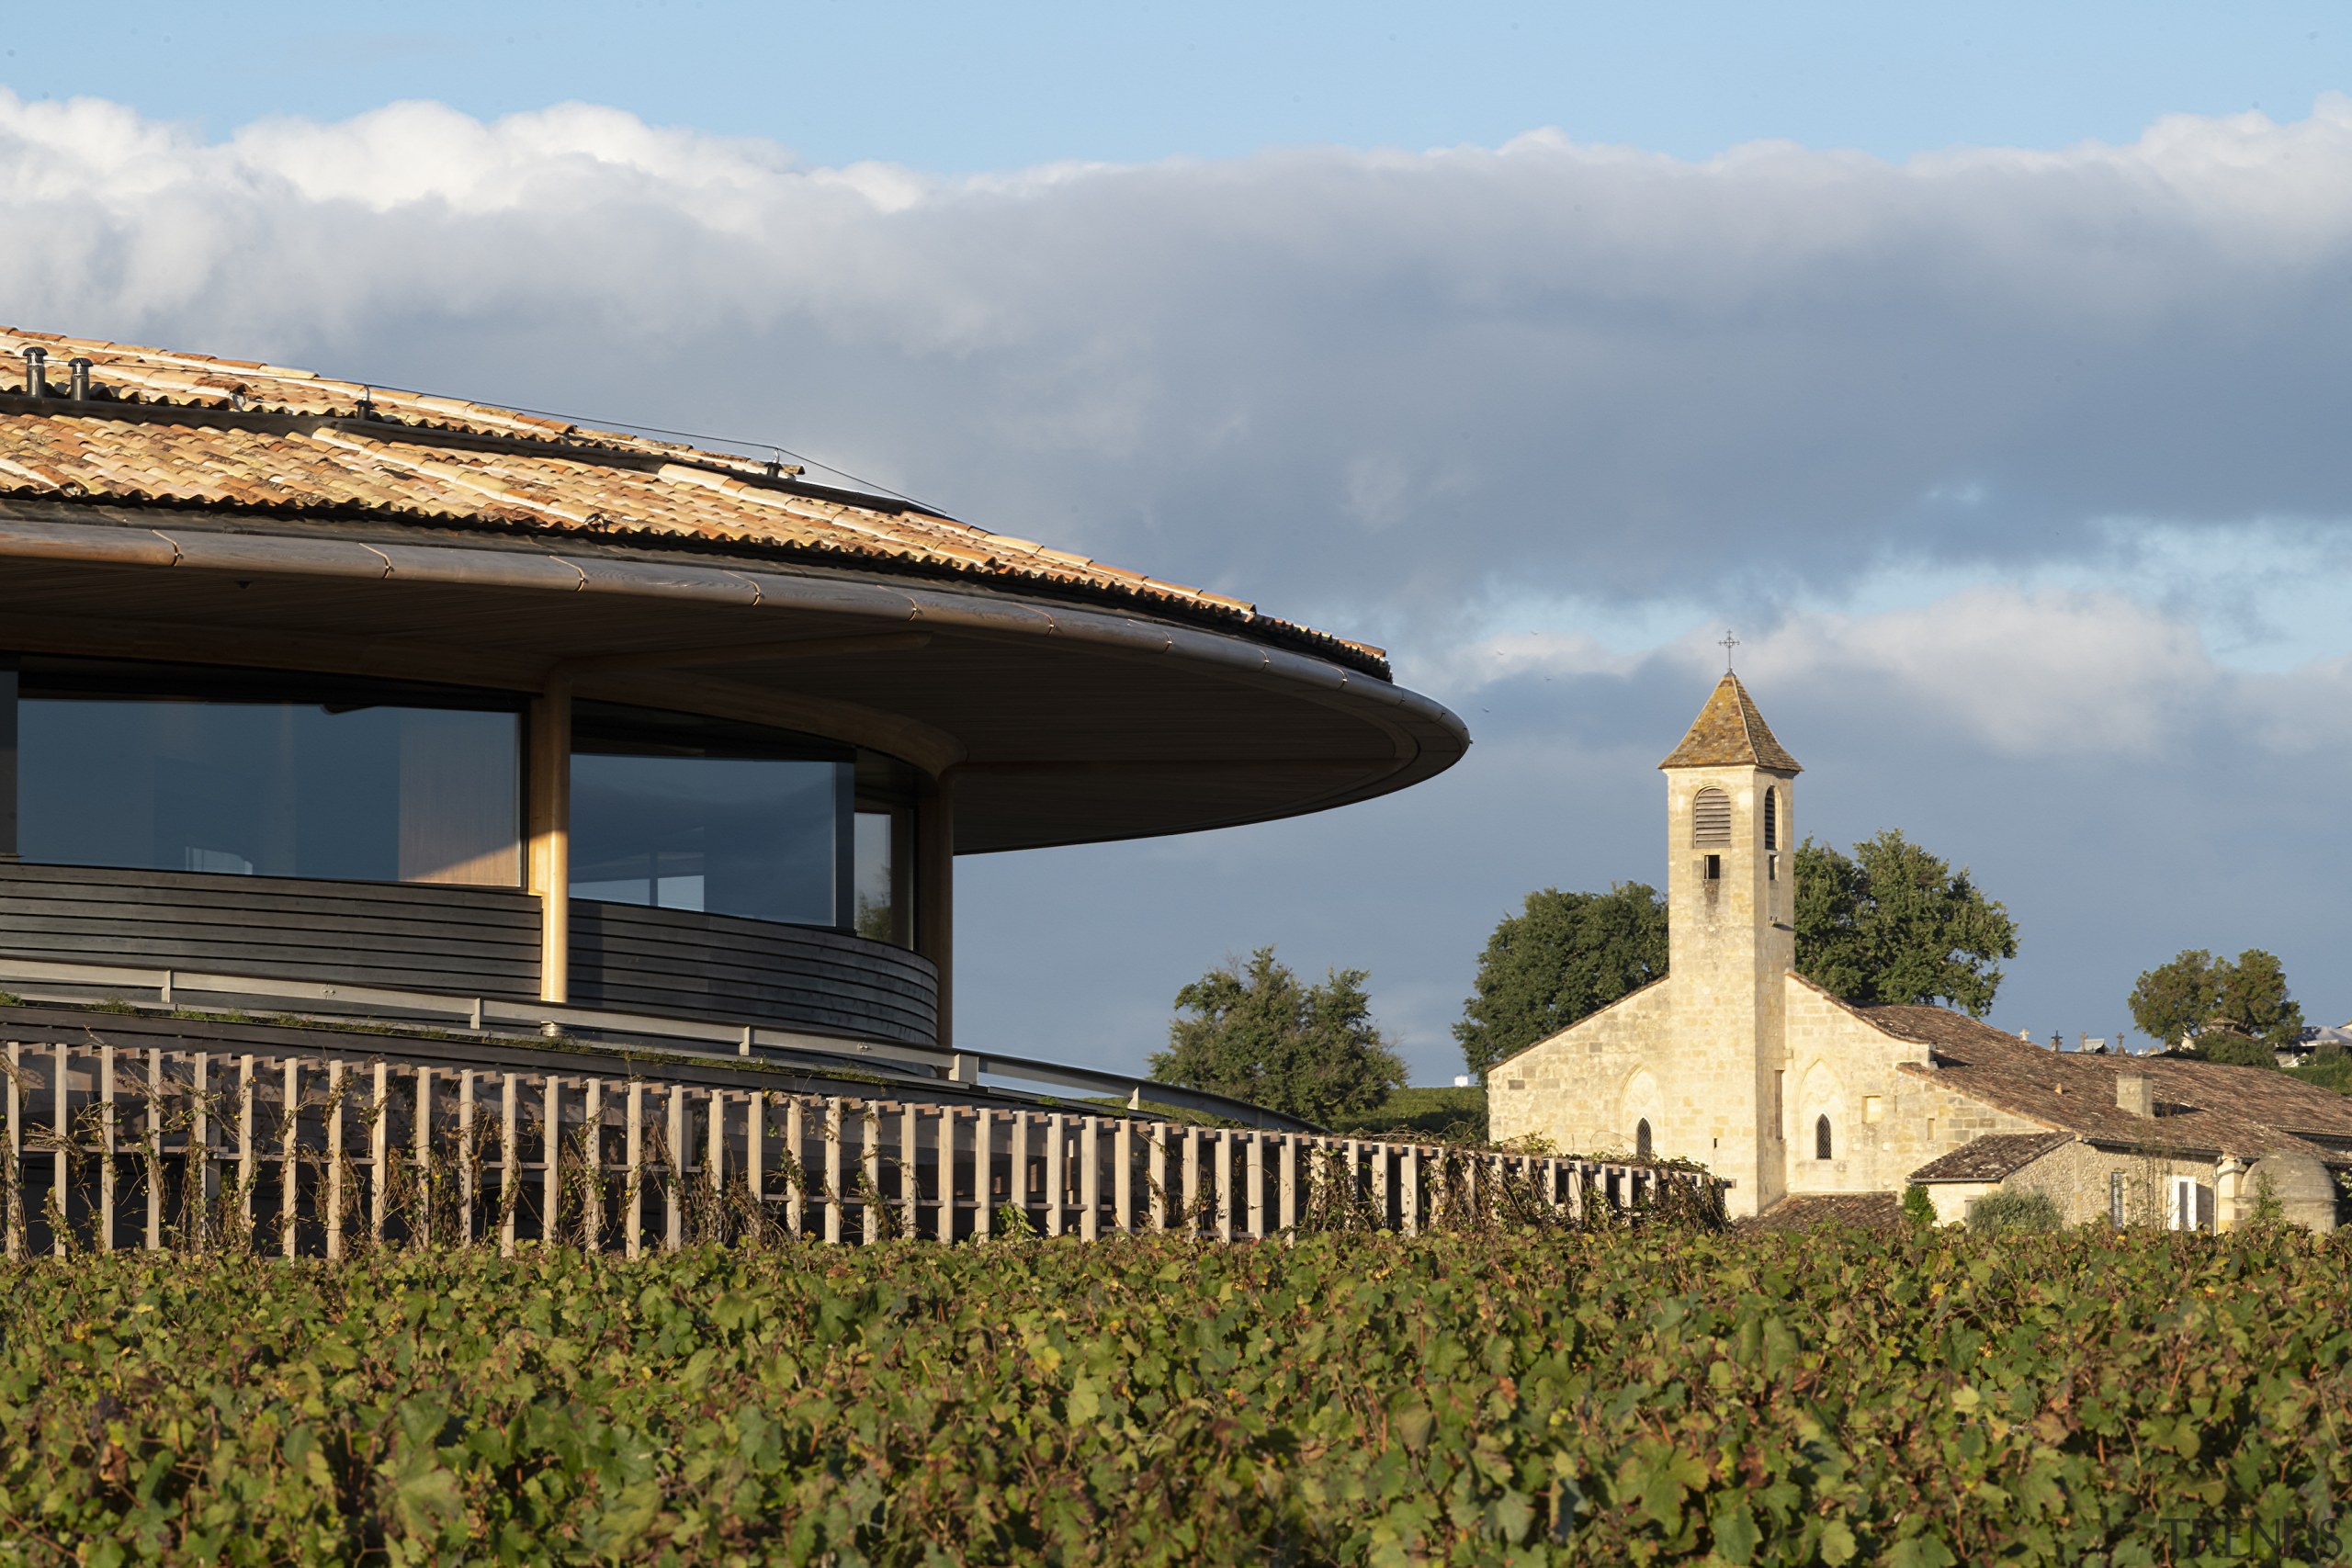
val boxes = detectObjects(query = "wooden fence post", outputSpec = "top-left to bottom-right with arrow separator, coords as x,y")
370,1062 -> 390,1247
902,1102 -> 921,1238
544,1075 -> 564,1249
1182,1127 -> 1202,1234
935,1106 -> 956,1243
144,1048 -> 164,1252
974,1108 -> 995,1240
1009,1111 -> 1031,1235
861,1103 -> 882,1245
1044,1113 -> 1067,1238
52,1043 -> 71,1258
785,1096 -> 806,1239
582,1078 -> 604,1256
458,1070 -> 478,1248
746,1089 -> 764,1235
237,1055 -> 255,1248
413,1066 -> 434,1247
324,1059 -> 345,1261
279,1058 -> 300,1259
1223,1133 -> 1241,1241
499,1072 -> 519,1258
1080,1116 -> 1102,1242
1148,1124 -> 1169,1232
624,1081 -> 644,1259
1114,1117 -> 1135,1235
1246,1133 -> 1266,1238
99,1044 -> 117,1254
824,1098 -> 844,1245
4,1041 -> 19,1260
665,1086 -> 686,1251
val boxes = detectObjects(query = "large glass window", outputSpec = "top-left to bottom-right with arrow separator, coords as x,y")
12,660 -> 521,886
570,704 -> 851,927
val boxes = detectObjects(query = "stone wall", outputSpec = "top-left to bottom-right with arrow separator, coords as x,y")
1488,980 -> 1673,1159
1782,977 -> 2046,1198
1995,1139 -> 2216,1229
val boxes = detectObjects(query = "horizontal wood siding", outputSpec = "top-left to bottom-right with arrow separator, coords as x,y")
570,900 -> 938,1046
0,863 -> 544,998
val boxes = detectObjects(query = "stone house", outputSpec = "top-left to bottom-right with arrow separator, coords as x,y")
1486,673 -> 2349,1231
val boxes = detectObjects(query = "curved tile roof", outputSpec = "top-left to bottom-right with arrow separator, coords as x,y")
0,327 -> 1388,676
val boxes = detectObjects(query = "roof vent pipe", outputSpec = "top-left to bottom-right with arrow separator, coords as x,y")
21,345 -> 45,399
67,357 -> 91,400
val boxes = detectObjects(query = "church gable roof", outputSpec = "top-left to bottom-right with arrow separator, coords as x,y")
1658,672 -> 1801,773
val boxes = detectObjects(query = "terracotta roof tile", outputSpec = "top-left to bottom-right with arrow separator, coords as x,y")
1739,1192 -> 1906,1234
1863,1002 -> 2352,1163
1908,1132 -> 2075,1182
0,327 -> 1385,675
1658,673 -> 1801,773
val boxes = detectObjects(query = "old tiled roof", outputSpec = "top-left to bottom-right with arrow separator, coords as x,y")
1864,1003 -> 2352,1164
0,327 -> 1387,676
1909,1132 -> 2074,1183
1739,1192 -> 1906,1234
1657,672 -> 1801,773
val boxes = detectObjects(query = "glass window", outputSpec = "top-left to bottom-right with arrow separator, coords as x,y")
15,661 -> 521,886
852,750 -> 920,949
570,703 -> 851,927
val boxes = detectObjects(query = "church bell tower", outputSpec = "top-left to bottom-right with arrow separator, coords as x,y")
1657,669 -> 1802,1215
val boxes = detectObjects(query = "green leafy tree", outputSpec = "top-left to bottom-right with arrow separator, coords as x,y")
1794,829 -> 2018,1014
1149,947 -> 1405,1125
1900,1183 -> 1938,1229
1454,884 -> 1668,1081
2130,948 -> 2303,1060
2127,949 -> 2222,1047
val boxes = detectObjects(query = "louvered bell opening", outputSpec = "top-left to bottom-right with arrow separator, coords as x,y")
1691,786 -> 1732,847
1762,786 -> 1779,852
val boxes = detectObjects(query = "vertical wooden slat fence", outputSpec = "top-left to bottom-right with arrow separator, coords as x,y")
0,1041 -> 1719,1259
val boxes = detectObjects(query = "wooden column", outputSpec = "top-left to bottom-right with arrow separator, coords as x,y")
4,1041 -> 19,1260
52,1043 -> 70,1258
145,1048 -> 164,1251
973,1108 -> 994,1239
98,1045 -> 116,1254
324,1060 -> 345,1261
914,768 -> 955,1049
527,676 -> 572,1005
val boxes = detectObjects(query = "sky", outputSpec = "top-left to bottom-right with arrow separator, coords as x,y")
5,4 -> 2350,1079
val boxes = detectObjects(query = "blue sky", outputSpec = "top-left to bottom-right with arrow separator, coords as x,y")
14,2 -> 2349,171
5,5 -> 2349,1077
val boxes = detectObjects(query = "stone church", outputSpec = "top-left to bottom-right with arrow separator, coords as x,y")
1487,673 -> 2348,1232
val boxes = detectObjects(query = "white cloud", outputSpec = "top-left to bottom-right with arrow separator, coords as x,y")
6,87 -> 2352,639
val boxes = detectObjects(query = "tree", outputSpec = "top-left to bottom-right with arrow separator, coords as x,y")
2130,947 -> 2303,1062
1454,884 -> 1667,1081
1793,829 -> 2018,1015
1149,947 -> 1405,1125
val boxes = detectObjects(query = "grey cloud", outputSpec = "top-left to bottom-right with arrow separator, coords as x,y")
6,94 -> 2352,641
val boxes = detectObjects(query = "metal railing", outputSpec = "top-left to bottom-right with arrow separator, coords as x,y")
0,957 -> 1314,1130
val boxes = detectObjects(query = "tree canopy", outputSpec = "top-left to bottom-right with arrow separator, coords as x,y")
2129,948 -> 2303,1063
1454,883 -> 1668,1081
1793,829 -> 2018,1015
1148,947 -> 1406,1124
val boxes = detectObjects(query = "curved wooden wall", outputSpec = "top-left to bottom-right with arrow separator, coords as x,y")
569,899 -> 939,1047
0,864 -> 939,1047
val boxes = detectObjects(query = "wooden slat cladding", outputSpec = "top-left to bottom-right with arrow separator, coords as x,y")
570,900 -> 940,1047
1691,787 -> 1732,847
0,863 -> 540,998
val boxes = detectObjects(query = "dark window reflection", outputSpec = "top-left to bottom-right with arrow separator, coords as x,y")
570,752 -> 844,925
20,700 -> 520,885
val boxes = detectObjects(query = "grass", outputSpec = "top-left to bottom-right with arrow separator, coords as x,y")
1327,1084 -> 1487,1144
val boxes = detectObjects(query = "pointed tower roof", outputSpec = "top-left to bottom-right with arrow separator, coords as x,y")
1658,672 -> 1802,773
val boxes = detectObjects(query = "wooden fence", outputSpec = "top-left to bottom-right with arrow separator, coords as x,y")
1,1042 -> 1715,1258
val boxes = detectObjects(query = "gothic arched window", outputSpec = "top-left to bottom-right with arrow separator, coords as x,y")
1635,1119 -> 1653,1161
1815,1115 -> 1834,1161
1692,787 -> 1731,847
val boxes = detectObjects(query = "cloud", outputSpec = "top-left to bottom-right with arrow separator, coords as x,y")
5,89 -> 2352,640
6,88 -> 2352,1069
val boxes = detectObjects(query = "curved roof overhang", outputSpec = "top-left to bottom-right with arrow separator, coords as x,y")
0,501 -> 1469,853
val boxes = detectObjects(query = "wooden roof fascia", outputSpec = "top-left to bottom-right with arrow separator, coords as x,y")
0,486 -> 1392,676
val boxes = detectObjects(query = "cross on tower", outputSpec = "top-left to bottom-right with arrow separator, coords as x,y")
1720,631 -> 1739,671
